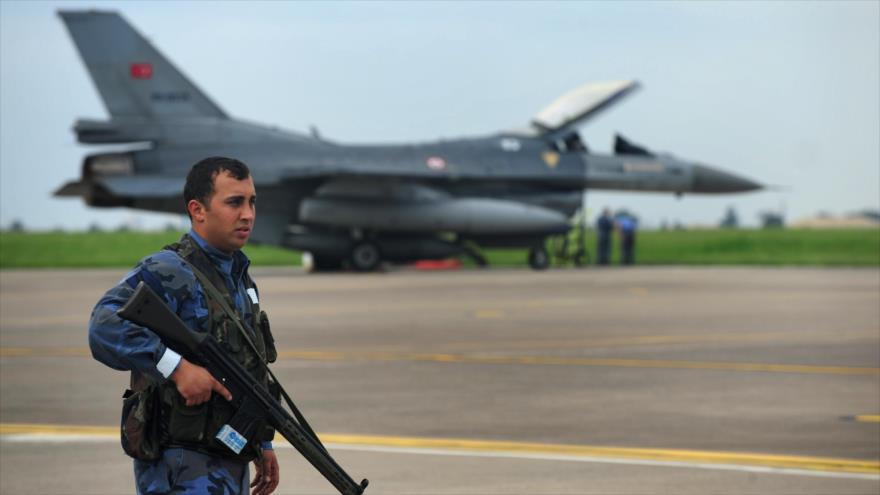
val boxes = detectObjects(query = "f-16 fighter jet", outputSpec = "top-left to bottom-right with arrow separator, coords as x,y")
56,10 -> 761,271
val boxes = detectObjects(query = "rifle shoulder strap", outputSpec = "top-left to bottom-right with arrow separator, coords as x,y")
182,258 -> 328,452
187,260 -> 266,364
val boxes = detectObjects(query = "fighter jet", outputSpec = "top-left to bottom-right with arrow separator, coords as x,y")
55,10 -> 761,271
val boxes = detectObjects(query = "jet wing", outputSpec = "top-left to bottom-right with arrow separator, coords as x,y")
531,80 -> 639,139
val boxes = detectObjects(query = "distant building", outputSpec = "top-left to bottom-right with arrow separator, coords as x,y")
792,210 -> 880,229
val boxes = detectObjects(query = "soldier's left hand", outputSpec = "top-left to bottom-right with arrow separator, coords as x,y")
251,449 -> 279,495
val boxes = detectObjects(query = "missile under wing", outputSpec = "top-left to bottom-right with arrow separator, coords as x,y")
55,10 -> 761,271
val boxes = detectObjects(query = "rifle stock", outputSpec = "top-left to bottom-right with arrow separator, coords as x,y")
118,281 -> 368,495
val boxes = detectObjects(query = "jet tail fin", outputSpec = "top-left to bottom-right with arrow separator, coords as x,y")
58,10 -> 227,121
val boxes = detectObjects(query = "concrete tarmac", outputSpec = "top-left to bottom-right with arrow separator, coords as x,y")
1,267 -> 878,494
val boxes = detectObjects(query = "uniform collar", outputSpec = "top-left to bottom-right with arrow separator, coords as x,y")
188,229 -> 250,279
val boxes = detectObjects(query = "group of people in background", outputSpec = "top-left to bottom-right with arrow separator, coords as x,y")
596,208 -> 638,265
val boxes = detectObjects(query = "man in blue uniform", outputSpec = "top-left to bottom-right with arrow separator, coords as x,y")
89,157 -> 280,495
596,208 -> 614,265
616,213 -> 638,265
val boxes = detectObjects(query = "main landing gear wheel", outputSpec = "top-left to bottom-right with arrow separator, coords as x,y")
528,246 -> 550,270
349,241 -> 382,272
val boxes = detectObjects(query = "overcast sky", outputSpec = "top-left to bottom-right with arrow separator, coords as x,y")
1,0 -> 878,230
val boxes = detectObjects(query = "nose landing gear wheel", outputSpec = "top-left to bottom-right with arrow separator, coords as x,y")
349,241 -> 382,272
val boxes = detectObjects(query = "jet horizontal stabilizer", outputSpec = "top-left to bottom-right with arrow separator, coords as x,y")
98,176 -> 183,197
74,119 -> 158,144
55,175 -> 182,209
54,180 -> 91,197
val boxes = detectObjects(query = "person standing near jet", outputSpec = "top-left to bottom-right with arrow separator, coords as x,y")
596,208 -> 614,265
89,157 -> 280,495
616,213 -> 638,265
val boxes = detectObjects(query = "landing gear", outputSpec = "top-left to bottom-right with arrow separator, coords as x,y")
528,245 -> 550,270
312,255 -> 344,271
349,241 -> 382,272
459,241 -> 489,268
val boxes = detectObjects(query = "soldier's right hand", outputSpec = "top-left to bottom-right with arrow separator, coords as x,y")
171,358 -> 233,406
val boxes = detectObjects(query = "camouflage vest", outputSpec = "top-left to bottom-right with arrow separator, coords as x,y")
129,234 -> 277,462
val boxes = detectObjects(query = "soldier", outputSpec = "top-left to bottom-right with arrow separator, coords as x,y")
596,208 -> 614,265
616,213 -> 638,265
89,157 -> 280,495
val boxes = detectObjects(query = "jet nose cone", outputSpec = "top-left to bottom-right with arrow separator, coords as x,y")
692,165 -> 762,193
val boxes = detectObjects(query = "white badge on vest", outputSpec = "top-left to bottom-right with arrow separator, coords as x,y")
246,288 -> 259,304
216,424 -> 247,454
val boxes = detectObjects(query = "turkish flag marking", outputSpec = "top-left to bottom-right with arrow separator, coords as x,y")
130,63 -> 153,80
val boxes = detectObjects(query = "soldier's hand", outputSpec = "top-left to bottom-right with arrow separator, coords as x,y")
170,358 -> 232,406
251,449 -> 280,495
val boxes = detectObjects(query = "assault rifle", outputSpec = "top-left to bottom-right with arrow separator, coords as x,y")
118,281 -> 368,495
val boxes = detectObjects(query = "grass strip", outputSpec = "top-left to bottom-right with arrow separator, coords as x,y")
480,228 -> 880,267
1,228 -> 877,268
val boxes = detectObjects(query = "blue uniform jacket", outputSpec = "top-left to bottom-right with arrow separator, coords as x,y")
89,229 -> 272,450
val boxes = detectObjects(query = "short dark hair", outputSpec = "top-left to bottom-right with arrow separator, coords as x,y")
183,156 -> 251,217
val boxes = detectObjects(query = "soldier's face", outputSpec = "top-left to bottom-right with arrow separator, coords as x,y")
189,171 -> 256,254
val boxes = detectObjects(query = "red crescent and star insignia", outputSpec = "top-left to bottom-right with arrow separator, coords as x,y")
130,62 -> 153,80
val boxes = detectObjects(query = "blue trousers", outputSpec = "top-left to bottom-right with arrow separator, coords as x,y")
134,448 -> 249,494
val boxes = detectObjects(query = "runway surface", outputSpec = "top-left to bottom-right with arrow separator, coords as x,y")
1,266 -> 878,494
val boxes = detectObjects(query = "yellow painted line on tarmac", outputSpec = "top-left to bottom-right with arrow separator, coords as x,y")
331,330 -> 876,355
321,434 -> 880,476
0,423 -> 116,437
3,346 -> 878,376
268,296 -> 588,317
2,423 -> 877,477
423,332 -> 793,353
856,415 -> 880,423
474,310 -> 505,319
275,350 -> 880,376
